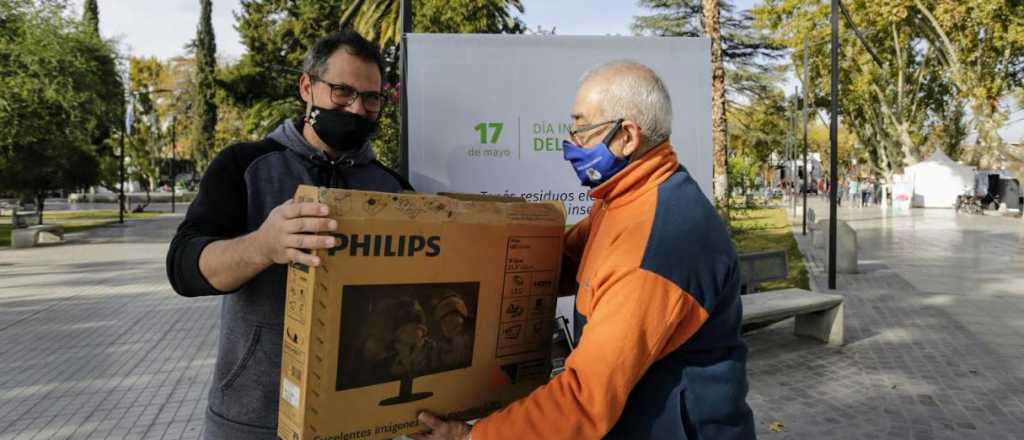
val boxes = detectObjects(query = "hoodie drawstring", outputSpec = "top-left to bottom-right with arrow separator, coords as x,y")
310,154 -> 356,188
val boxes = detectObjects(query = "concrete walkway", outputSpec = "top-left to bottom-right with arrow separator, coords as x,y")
1,204 -> 1023,439
743,199 -> 1024,439
0,215 -> 216,440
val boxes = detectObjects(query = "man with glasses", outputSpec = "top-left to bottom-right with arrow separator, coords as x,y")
166,30 -> 410,440
415,61 -> 755,440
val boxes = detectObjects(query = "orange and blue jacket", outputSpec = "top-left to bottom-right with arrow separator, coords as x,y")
472,143 -> 755,439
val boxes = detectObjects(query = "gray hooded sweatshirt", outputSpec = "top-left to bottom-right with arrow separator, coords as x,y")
166,118 -> 409,439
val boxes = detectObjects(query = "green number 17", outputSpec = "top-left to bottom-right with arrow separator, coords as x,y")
474,122 -> 504,144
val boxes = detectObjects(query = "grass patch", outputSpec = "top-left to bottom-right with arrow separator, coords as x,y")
729,207 -> 810,291
43,210 -> 162,222
0,210 -> 161,248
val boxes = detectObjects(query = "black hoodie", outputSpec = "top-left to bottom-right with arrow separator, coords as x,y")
166,118 -> 410,439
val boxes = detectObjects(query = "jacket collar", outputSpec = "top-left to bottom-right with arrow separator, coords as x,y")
267,117 -> 377,168
589,143 -> 678,207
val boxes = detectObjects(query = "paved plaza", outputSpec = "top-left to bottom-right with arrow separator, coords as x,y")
748,199 -> 1024,439
2,202 -> 1024,439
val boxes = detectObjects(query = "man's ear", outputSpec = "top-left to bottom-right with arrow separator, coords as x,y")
299,73 -> 313,104
619,120 -> 644,158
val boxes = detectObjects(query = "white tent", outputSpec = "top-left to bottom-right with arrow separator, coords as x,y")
905,150 -> 976,208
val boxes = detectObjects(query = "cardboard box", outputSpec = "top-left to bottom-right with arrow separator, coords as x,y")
278,186 -> 565,440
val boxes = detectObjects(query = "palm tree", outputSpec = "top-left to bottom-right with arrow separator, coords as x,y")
703,0 -> 729,221
341,0 -> 524,48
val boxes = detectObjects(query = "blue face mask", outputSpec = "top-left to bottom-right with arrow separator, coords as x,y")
563,120 -> 627,187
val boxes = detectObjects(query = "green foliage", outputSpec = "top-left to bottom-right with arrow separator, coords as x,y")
0,0 -> 123,201
728,154 -> 759,195
126,57 -> 169,197
372,85 -> 401,168
81,0 -> 99,35
806,117 -> 857,173
342,0 -> 527,171
223,0 -> 528,170
632,0 -> 784,99
345,0 -> 524,50
193,0 -> 218,173
730,89 -> 789,166
219,0 -> 354,138
633,0 -> 781,67
730,207 -> 810,291
753,0 -> 1023,176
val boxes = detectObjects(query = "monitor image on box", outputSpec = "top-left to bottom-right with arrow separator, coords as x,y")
336,282 -> 480,406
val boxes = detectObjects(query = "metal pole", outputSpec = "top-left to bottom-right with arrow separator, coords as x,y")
829,0 -> 840,290
791,91 -> 797,220
398,0 -> 412,180
802,39 -> 810,235
119,117 -> 125,224
787,111 -> 793,211
171,114 -> 176,214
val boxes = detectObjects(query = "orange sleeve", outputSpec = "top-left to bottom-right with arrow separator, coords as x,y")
471,268 -> 709,440
564,215 -> 591,263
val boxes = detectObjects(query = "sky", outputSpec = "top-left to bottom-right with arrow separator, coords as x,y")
69,0 -> 1019,143
75,0 -> 760,61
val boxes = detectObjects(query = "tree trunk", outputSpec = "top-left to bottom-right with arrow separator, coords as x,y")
139,180 -> 152,212
35,193 -> 44,225
703,0 -> 728,221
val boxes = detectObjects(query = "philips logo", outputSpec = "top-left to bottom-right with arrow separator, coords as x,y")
327,234 -> 441,257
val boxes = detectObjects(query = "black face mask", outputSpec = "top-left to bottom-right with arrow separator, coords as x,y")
305,105 -> 378,153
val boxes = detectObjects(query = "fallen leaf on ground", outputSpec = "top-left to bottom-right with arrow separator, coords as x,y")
770,421 -> 785,432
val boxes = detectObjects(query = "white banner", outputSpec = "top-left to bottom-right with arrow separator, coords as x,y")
893,182 -> 913,212
407,34 -> 714,224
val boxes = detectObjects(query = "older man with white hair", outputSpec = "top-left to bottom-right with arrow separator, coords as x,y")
414,61 -> 755,440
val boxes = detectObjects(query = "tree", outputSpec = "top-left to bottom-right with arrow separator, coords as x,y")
343,0 -> 524,50
702,0 -> 729,215
633,0 -> 786,216
729,89 -> 789,168
907,0 -> 1024,167
632,0 -> 784,101
0,0 -> 122,219
81,0 -> 99,35
753,0 -> 947,180
223,0 -> 528,169
193,0 -> 218,173
220,0 -> 357,139
76,0 -> 125,193
352,0 -> 527,168
754,0 -> 1022,179
126,57 -> 168,210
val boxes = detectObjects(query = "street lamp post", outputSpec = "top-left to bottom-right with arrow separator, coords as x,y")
399,0 -> 412,179
120,93 -> 133,224
170,113 -> 176,214
119,117 -> 125,224
802,38 -> 810,236
829,0 -> 840,290
791,89 -> 798,220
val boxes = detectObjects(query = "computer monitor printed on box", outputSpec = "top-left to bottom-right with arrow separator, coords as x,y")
336,282 -> 480,406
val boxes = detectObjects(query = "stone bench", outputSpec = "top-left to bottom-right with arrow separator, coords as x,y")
11,225 -> 65,248
0,200 -> 16,216
738,250 -> 788,295
10,211 -> 64,248
811,218 -> 859,273
807,208 -> 820,234
742,288 -> 844,346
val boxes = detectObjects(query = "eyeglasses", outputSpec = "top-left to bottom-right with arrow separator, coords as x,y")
567,118 -> 624,145
310,75 -> 386,112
